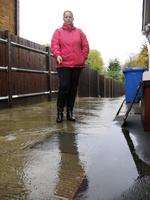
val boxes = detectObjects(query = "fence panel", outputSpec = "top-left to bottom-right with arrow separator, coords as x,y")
0,30 -> 124,105
78,67 -> 90,97
12,36 -> 47,70
89,69 -> 98,97
11,72 -> 49,95
50,56 -> 59,97
78,67 -> 124,98
99,75 -> 104,97
0,31 -> 8,98
113,80 -> 124,97
0,31 -> 7,66
0,71 -> 8,97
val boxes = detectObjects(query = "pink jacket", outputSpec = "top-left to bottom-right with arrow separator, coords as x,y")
51,23 -> 89,68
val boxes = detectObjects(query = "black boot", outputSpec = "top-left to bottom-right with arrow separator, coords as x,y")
56,111 -> 63,123
67,109 -> 75,121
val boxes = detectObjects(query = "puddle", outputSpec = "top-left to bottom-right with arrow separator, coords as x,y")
0,97 -> 150,199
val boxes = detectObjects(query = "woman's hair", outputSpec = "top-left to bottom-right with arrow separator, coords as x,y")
63,10 -> 73,17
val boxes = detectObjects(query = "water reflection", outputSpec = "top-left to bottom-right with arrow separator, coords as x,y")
114,128 -> 150,199
122,128 -> 150,178
23,122 -> 88,199
2,97 -> 149,199
54,122 -> 88,199
23,134 -> 60,200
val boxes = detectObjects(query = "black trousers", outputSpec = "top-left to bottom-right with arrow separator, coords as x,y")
57,68 -> 82,112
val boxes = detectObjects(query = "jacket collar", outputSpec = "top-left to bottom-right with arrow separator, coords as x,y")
62,23 -> 75,31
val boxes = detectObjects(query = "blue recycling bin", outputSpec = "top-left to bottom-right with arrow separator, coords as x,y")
123,68 -> 146,103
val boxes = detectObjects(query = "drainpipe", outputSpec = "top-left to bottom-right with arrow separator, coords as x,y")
144,24 -> 150,68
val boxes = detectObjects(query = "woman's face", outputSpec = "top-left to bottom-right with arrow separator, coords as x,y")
63,11 -> 74,24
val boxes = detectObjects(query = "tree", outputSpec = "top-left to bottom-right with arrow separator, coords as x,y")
87,50 -> 104,74
124,44 -> 149,68
107,58 -> 122,81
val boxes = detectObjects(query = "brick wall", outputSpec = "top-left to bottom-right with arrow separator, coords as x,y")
0,0 -> 19,35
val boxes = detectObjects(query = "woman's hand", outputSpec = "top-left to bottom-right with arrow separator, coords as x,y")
57,55 -> 63,64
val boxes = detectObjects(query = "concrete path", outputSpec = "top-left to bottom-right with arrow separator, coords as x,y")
0,97 -> 150,200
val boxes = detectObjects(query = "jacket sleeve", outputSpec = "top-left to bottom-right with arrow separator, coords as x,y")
51,29 -> 61,57
80,30 -> 89,60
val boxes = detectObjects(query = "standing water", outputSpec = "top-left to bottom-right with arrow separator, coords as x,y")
0,97 -> 150,200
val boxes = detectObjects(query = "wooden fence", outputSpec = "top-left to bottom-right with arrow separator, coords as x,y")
0,31 -> 124,106
0,30 -> 59,105
78,67 -> 124,97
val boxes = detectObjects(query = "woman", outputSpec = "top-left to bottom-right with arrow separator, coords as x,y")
51,10 -> 89,123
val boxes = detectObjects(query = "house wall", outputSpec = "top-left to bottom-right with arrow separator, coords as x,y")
142,0 -> 150,32
0,0 -> 19,35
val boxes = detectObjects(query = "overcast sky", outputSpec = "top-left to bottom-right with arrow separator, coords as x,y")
19,0 -> 146,66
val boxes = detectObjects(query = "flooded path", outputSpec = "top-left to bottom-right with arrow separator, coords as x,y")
0,97 -> 150,199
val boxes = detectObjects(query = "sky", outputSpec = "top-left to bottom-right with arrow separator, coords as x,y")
19,0 -> 146,66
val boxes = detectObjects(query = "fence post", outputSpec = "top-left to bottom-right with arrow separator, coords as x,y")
104,77 -> 106,97
97,73 -> 99,97
88,67 -> 90,97
5,31 -> 12,106
111,79 -> 113,97
46,47 -> 51,100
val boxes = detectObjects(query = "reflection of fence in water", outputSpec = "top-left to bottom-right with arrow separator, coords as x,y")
54,132 -> 87,199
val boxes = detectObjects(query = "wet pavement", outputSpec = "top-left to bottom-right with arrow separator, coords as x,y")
0,97 -> 150,200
